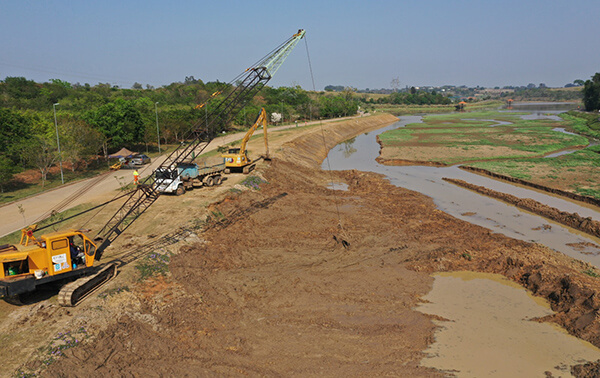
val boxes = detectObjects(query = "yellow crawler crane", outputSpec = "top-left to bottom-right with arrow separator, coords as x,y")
221,107 -> 269,174
0,29 -> 306,306
0,225 -> 116,306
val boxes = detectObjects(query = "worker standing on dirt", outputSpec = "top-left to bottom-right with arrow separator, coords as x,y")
133,169 -> 139,185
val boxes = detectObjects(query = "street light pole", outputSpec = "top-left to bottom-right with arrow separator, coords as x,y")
53,103 -> 64,184
155,102 -> 161,153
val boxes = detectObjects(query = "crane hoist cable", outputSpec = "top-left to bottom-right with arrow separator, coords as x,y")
304,36 -> 350,249
30,172 -> 111,225
34,190 -> 133,233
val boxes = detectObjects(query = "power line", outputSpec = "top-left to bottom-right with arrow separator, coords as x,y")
0,60 -> 140,86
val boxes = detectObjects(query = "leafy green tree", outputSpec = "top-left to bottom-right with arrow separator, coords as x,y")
583,73 -> 600,111
59,116 -> 104,170
40,79 -> 72,105
319,95 -> 358,118
83,98 -> 145,152
160,107 -> 201,143
0,108 -> 35,163
324,85 -> 344,92
2,76 -> 40,99
234,105 -> 262,127
21,136 -> 57,188
0,154 -> 18,193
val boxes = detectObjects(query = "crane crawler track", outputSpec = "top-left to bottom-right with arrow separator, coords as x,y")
57,263 -> 117,306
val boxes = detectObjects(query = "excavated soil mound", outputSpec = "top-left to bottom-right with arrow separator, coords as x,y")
43,115 -> 600,377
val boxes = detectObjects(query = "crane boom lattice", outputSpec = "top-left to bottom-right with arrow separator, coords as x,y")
93,30 -> 305,257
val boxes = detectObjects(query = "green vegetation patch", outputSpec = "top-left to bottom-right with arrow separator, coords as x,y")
583,268 -> 600,278
424,110 -> 526,123
240,175 -> 267,190
135,250 -> 172,280
378,110 -> 590,165
562,111 -> 600,139
466,145 -> 600,199
14,327 -> 90,376
374,100 -> 505,116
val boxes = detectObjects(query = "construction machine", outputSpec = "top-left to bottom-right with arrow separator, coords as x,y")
0,29 -> 306,306
222,107 -> 269,174
0,226 -> 116,306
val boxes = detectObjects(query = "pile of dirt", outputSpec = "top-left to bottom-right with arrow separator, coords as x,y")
37,114 -> 600,376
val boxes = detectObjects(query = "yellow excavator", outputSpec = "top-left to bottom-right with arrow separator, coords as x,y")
221,107 -> 269,174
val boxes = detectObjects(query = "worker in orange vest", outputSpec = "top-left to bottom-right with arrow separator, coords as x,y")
133,169 -> 139,185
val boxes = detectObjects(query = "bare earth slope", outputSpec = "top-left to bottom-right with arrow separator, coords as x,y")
32,114 -> 600,376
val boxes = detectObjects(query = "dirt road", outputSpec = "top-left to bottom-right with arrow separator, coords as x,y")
5,113 -> 600,376
0,114 -> 366,238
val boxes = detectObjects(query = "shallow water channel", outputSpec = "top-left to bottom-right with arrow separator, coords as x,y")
324,114 -> 600,267
324,108 -> 600,375
418,272 -> 600,377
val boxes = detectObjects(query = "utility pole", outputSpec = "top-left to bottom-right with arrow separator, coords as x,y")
155,102 -> 161,153
53,103 -> 64,184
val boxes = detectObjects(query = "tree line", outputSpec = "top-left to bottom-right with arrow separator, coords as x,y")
0,76 -> 360,190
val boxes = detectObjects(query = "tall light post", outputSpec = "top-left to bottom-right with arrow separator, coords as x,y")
53,103 -> 64,184
155,102 -> 161,153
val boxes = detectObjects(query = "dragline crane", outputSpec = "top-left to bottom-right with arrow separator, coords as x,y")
0,29 -> 306,306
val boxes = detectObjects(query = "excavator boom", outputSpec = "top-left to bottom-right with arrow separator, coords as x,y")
222,108 -> 269,173
240,108 -> 268,156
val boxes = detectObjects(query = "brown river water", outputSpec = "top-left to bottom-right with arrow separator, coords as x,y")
419,272 -> 600,377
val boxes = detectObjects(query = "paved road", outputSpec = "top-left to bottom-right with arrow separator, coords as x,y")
0,114 -> 367,238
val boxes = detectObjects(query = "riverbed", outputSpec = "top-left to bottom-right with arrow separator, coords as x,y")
324,106 -> 600,376
324,113 -> 600,268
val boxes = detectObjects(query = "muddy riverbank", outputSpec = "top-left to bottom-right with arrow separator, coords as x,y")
444,177 -> 600,239
461,166 -> 600,207
28,114 -> 600,376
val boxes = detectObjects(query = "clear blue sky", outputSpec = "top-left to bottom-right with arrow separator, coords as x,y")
1,0 -> 599,90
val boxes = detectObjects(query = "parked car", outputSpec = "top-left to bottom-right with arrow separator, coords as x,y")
130,154 -> 151,165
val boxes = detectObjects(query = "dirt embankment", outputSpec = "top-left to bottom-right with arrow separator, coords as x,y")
40,114 -> 600,377
444,177 -> 600,239
277,114 -> 399,168
461,166 -> 600,207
